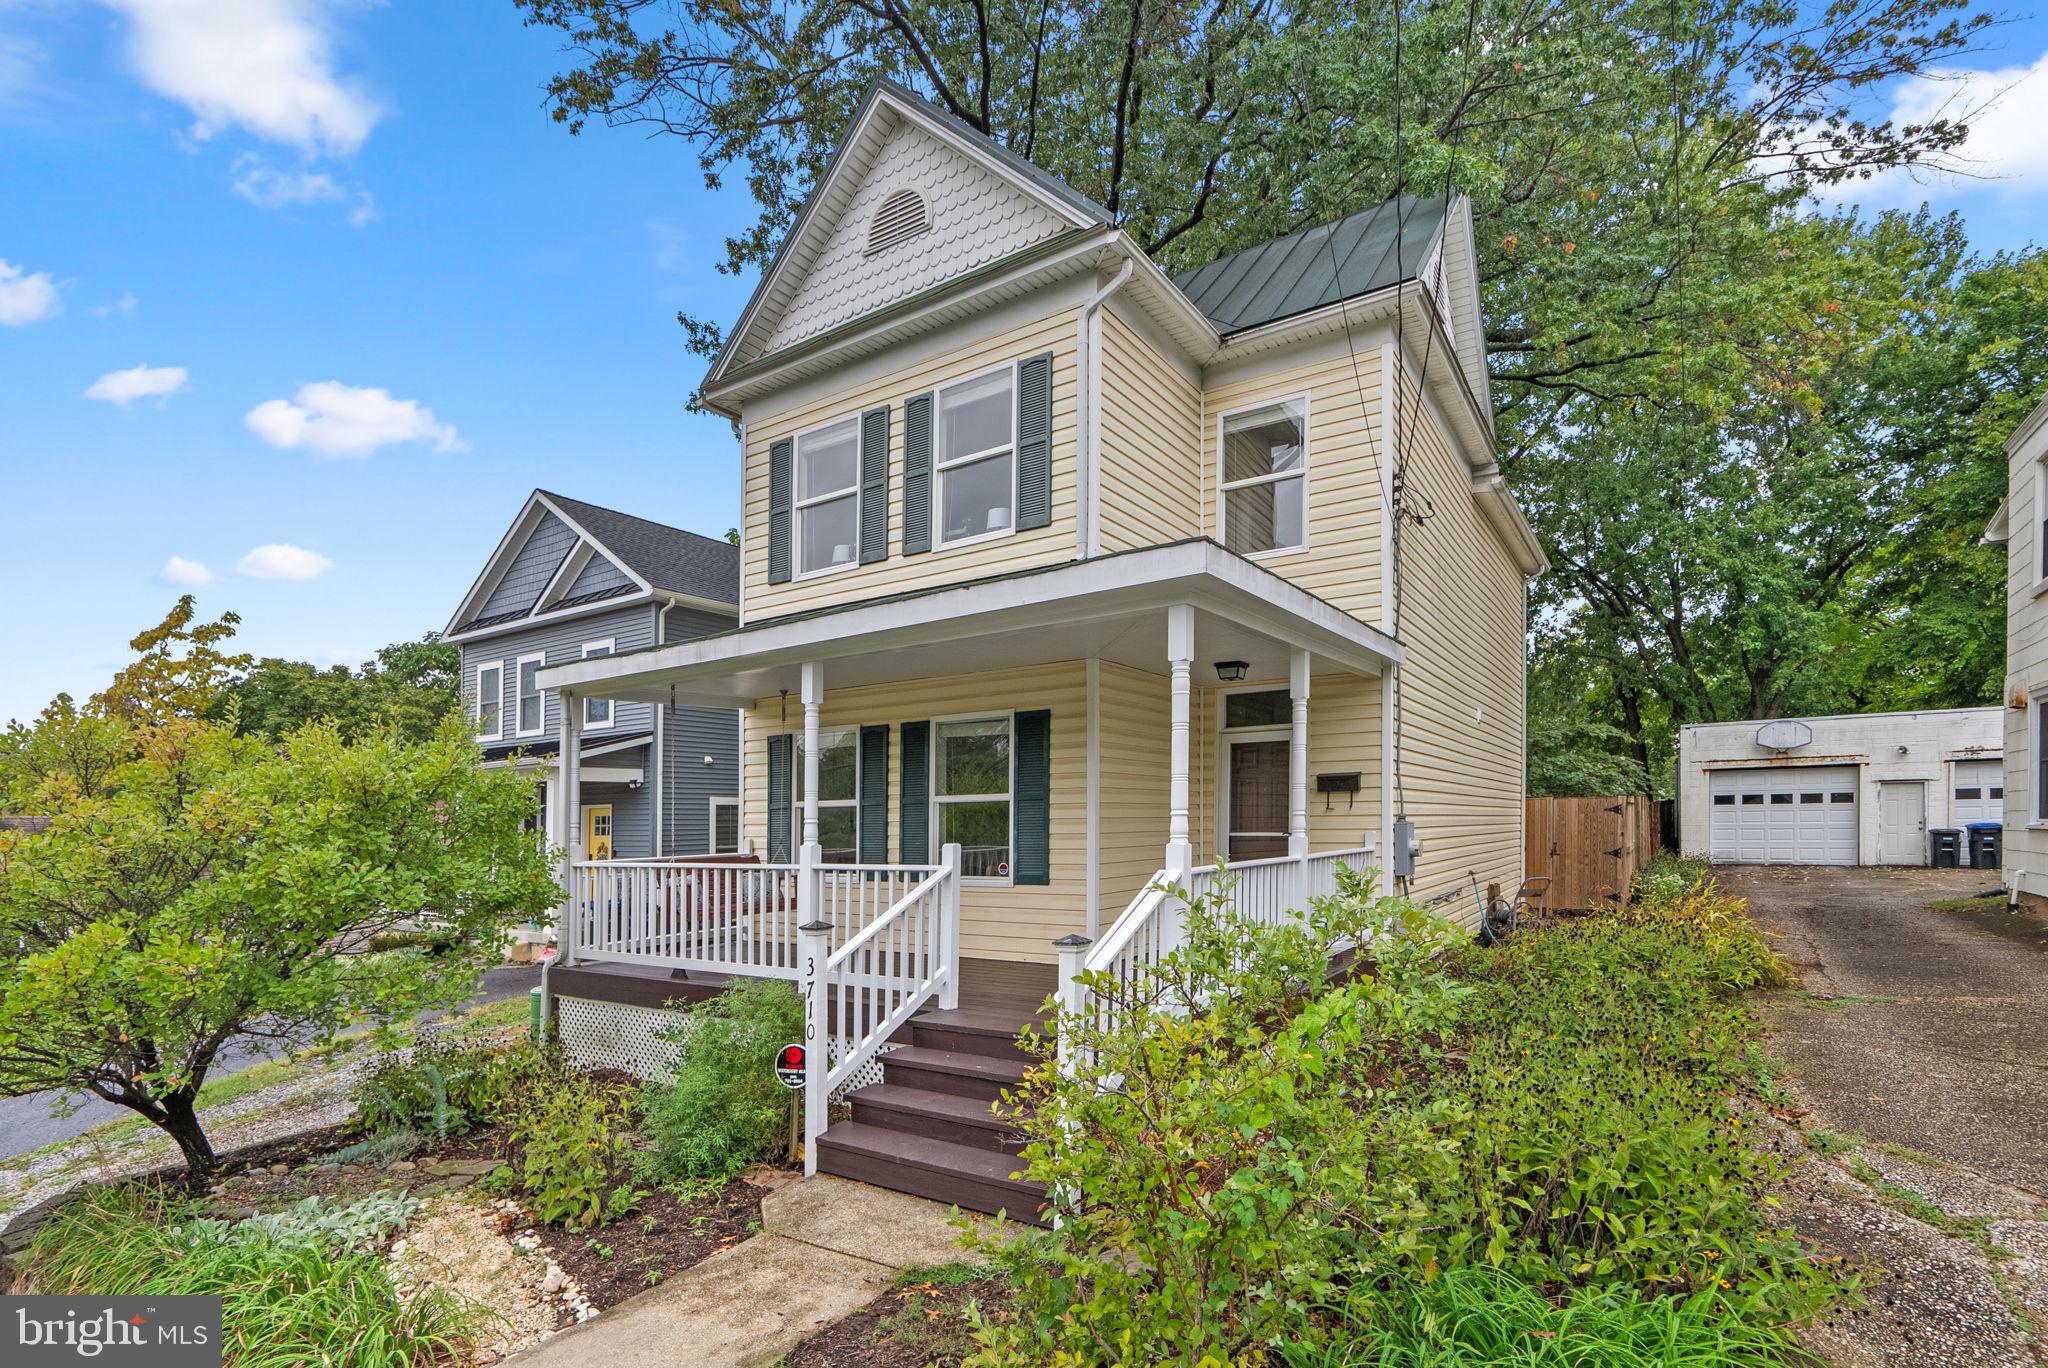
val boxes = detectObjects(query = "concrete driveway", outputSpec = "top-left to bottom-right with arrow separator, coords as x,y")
1721,865 -> 2048,1366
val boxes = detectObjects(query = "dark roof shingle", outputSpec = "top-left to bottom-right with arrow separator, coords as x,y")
540,491 -> 740,606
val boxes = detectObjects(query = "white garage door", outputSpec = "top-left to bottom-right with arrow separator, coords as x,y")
1952,759 -> 2003,827
1708,767 -> 1859,865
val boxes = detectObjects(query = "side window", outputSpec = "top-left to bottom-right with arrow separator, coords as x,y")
1220,396 -> 1307,556
475,662 -> 503,741
710,797 -> 740,855
516,653 -> 545,736
796,417 -> 862,577
582,640 -> 615,728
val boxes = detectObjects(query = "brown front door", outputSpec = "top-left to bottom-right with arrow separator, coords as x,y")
1227,739 -> 1290,861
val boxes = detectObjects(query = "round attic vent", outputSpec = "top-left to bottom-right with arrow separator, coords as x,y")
865,188 -> 931,256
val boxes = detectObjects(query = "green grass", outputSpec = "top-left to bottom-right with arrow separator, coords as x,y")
1746,1045 -> 1790,1106
27,1185 -> 479,1368
1806,1129 -> 1860,1156
1783,990 -> 1900,1011
1930,894 -> 2006,915
1845,1157 -> 1999,1250
1282,1267 -> 1808,1367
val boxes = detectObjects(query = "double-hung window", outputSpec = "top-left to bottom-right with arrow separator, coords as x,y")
475,662 -> 503,741
709,797 -> 740,855
515,652 -> 545,737
1219,396 -> 1308,556
797,727 -> 860,863
581,640 -> 614,728
936,367 -> 1015,546
934,716 -> 1012,879
796,417 -> 862,576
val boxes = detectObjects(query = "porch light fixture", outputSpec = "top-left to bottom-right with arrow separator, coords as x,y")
1213,660 -> 1250,682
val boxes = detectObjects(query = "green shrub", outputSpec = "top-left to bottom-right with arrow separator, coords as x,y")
1614,866 -> 1789,989
637,978 -> 806,1183
965,865 -> 1474,1365
28,1185 -> 475,1368
1630,852 -> 1708,905
496,1066 -> 645,1230
1282,1266 -> 1805,1367
352,1031 -> 551,1140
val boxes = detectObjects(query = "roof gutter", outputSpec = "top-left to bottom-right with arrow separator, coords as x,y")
1076,258 -> 1135,558
1470,464 -> 1548,578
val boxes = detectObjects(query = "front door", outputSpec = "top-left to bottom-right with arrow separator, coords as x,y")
1225,738 -> 1290,861
583,805 -> 615,860
1877,783 -> 1926,865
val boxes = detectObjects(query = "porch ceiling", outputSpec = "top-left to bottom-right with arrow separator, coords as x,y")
537,538 -> 1401,707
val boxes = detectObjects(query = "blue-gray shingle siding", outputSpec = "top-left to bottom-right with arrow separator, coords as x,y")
566,549 -> 634,599
481,512 -> 577,617
660,605 -> 742,856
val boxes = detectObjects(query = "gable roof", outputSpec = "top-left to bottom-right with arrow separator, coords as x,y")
1172,194 -> 1449,336
445,491 -> 738,640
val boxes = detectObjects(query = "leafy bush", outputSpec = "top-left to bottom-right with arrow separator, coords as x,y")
1615,863 -> 1789,989
28,1185 -> 474,1368
176,1190 -> 420,1254
353,1032 -> 551,1140
966,865 -> 1473,1365
496,1066 -> 646,1230
637,978 -> 806,1183
1282,1267 -> 1803,1367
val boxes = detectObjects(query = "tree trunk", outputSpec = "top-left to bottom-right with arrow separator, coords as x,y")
158,1090 -> 218,1176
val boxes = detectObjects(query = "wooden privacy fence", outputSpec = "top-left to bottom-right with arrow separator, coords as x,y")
1525,796 -> 1662,911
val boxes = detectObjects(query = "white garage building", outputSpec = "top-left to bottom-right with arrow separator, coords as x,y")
1677,708 -> 2004,867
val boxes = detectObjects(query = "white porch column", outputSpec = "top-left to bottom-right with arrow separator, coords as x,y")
559,691 -> 584,965
798,661 -> 823,929
1165,604 -> 1194,881
1288,649 -> 1311,859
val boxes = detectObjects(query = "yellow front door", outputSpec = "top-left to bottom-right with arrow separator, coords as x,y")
583,805 -> 614,860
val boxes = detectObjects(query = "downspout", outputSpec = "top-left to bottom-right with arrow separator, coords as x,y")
655,602 -> 673,855
1074,259 -> 1135,560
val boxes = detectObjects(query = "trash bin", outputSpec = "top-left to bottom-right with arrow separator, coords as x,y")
1930,828 -> 1962,868
1967,823 -> 2002,871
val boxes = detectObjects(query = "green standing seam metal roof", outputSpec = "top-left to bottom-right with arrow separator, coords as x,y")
1171,193 -> 1449,336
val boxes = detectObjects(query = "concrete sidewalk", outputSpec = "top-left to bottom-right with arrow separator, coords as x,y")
504,1177 -> 990,1368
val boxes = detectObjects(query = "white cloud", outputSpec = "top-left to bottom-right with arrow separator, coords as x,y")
245,381 -> 466,457
0,33 -> 45,108
1817,50 -> 2048,207
0,257 -> 60,325
96,0 -> 379,156
347,191 -> 377,227
159,555 -> 214,586
84,363 -> 190,405
232,160 -> 344,210
92,293 -> 140,318
236,543 -> 333,580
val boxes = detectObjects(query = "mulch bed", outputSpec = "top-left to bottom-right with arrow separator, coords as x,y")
784,1270 -> 1011,1368
533,1175 -> 768,1310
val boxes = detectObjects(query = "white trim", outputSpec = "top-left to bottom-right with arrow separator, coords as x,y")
475,660 -> 504,743
1085,656 -> 1100,935
652,696 -> 665,854
1212,682 -> 1294,859
933,361 -> 1019,550
791,724 -> 861,862
710,795 -> 741,854
514,651 -> 546,738
793,414 -> 865,580
1216,392 -> 1310,558
537,541 -> 596,614
581,639 -> 617,730
929,710 -> 1017,886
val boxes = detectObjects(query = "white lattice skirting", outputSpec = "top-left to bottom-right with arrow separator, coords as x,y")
553,993 -> 894,1098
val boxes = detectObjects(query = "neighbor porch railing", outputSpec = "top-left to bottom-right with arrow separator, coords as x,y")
1060,840 -> 1378,1059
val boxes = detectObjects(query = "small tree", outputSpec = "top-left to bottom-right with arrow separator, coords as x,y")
0,713 -> 558,1174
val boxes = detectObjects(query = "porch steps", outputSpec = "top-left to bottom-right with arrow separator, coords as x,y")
816,1006 -> 1048,1224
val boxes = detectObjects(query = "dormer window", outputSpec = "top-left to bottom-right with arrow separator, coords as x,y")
865,188 -> 930,256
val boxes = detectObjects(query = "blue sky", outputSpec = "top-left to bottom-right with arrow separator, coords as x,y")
1,2 -> 2044,725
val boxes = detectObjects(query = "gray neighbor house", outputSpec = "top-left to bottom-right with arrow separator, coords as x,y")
443,490 -> 742,864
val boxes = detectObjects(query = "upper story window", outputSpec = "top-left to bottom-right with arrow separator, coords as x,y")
515,652 -> 545,736
937,367 -> 1015,546
2035,456 -> 2048,585
1220,396 -> 1308,557
475,662 -> 503,741
797,417 -> 862,577
582,640 -> 614,728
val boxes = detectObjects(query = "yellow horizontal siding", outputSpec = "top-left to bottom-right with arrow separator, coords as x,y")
1096,310 -> 1202,552
742,309 -> 1079,620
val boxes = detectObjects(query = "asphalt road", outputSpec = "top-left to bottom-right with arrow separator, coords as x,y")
0,964 -> 543,1161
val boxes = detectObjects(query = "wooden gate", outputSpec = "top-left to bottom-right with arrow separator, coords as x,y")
1525,796 -> 1661,912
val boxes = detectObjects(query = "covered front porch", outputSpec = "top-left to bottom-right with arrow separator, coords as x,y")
536,540 -> 1398,1184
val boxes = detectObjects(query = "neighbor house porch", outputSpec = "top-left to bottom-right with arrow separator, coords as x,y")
535,540 -> 1398,1200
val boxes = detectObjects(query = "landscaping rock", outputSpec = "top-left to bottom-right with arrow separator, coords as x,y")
1988,1217 -> 2048,1322
388,1194 -> 559,1361
389,1159 -> 419,1173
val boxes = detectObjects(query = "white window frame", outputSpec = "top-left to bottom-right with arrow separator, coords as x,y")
794,725 -> 861,862
515,651 -> 546,738
2034,457 -> 2048,597
1216,392 -> 1311,559
475,661 -> 504,742
929,711 -> 1016,885
2033,695 -> 2048,826
933,362 -> 1018,552
581,639 -> 616,730
709,796 -> 741,855
794,415 -> 864,581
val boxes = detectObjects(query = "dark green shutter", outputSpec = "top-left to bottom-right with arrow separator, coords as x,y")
767,438 -> 794,584
859,406 -> 890,565
766,733 -> 792,863
858,724 -> 889,863
1014,709 -> 1051,885
899,720 -> 931,864
1015,353 -> 1053,531
902,393 -> 933,554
